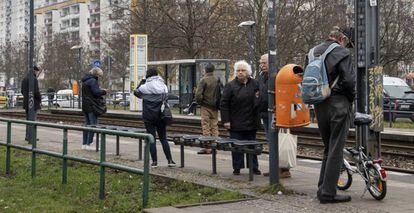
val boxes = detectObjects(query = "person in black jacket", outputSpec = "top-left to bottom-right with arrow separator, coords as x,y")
311,27 -> 356,204
21,65 -> 42,143
258,53 -> 291,178
81,67 -> 107,150
134,68 -> 176,168
220,60 -> 261,175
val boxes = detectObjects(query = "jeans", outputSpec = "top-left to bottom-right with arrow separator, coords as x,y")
25,110 -> 38,141
315,95 -> 351,197
230,130 -> 259,170
83,112 -> 98,145
145,121 -> 173,162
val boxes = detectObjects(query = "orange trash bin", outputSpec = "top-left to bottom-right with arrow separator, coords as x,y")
275,64 -> 310,128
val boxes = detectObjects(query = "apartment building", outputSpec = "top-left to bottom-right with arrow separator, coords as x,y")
0,0 -> 30,44
0,0 -> 129,59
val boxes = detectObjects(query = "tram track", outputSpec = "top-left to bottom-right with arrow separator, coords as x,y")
1,110 -> 414,173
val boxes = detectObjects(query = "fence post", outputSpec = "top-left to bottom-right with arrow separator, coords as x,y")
62,129 -> 68,184
6,121 -> 11,174
99,133 -> 106,199
142,136 -> 152,208
31,124 -> 37,178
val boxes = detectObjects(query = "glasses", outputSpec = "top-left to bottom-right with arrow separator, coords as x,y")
236,69 -> 247,72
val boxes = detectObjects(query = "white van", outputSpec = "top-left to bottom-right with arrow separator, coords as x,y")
42,89 -> 78,108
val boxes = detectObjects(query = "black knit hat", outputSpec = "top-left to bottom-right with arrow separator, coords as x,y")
146,68 -> 158,78
205,64 -> 215,73
338,27 -> 354,48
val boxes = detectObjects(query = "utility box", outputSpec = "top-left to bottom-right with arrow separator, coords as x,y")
275,64 -> 310,128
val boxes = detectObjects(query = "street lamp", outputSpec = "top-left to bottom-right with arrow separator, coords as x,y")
239,21 -> 256,76
71,45 -> 82,109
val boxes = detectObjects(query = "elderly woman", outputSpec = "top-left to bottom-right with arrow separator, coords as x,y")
81,67 -> 107,150
135,68 -> 176,168
220,60 -> 261,175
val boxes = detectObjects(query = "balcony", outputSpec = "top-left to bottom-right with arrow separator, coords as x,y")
90,22 -> 100,28
90,7 -> 100,15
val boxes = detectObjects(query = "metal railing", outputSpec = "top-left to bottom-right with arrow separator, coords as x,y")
0,118 -> 154,208
383,97 -> 414,127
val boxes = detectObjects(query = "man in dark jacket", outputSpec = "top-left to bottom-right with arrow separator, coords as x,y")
195,64 -> 220,154
258,54 -> 291,178
81,67 -> 107,150
312,27 -> 356,204
21,65 -> 42,143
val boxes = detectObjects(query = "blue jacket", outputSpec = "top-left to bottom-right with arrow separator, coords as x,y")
81,74 -> 106,114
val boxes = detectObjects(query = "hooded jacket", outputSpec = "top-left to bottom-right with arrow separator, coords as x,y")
220,77 -> 261,131
81,74 -> 106,114
311,40 -> 356,102
135,76 -> 168,123
21,73 -> 41,111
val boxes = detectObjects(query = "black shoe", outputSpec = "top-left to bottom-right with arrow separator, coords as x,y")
151,161 -> 158,168
253,169 -> 261,175
319,194 -> 351,204
167,160 -> 176,167
233,169 -> 241,175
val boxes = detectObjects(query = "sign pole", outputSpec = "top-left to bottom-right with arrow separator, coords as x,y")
267,0 -> 279,184
28,0 -> 35,122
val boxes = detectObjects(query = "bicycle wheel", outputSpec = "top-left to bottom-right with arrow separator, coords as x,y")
366,165 -> 387,200
337,163 -> 352,190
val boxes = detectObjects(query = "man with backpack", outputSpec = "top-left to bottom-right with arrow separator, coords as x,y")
303,27 -> 355,204
195,64 -> 222,154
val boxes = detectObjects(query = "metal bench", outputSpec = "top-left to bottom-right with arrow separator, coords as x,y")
171,135 -> 264,181
232,140 -> 266,181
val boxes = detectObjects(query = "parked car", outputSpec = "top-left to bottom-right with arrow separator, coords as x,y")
383,76 -> 414,122
167,94 -> 179,108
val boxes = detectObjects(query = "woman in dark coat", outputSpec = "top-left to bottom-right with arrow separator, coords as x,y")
220,60 -> 261,175
81,67 -> 107,150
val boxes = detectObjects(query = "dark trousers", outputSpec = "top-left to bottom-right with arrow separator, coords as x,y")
25,110 -> 38,141
315,95 -> 351,197
230,130 -> 259,170
145,121 -> 173,162
83,112 -> 98,145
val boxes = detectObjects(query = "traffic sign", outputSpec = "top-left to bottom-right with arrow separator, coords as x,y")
93,60 -> 101,68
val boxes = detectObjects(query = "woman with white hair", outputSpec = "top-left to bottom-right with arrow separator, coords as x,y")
220,60 -> 262,175
81,67 -> 107,150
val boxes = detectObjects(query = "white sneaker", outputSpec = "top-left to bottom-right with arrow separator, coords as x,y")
86,145 -> 96,151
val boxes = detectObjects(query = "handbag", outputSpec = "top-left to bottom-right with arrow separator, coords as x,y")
160,94 -> 173,125
278,128 -> 297,168
88,96 -> 107,116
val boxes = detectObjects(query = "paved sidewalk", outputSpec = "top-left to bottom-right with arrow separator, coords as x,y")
0,122 -> 413,212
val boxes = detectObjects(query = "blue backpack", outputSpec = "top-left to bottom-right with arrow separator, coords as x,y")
301,43 -> 340,104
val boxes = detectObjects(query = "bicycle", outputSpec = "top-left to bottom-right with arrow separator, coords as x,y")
337,112 -> 387,200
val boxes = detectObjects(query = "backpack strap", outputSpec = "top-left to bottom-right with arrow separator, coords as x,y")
322,43 -> 340,88
308,47 -> 315,62
321,43 -> 340,61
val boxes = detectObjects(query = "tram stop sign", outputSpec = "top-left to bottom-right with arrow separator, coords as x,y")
92,60 -> 101,68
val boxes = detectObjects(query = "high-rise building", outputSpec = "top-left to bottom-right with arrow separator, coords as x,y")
0,0 -> 30,45
0,0 -> 130,59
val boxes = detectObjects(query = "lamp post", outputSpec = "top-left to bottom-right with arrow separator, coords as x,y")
71,45 -> 82,109
238,21 -> 256,76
